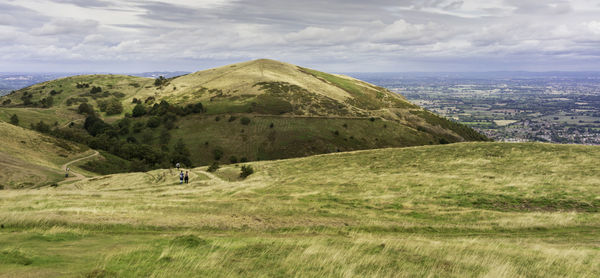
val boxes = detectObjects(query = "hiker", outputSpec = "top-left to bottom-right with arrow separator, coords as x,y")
184,171 -> 189,184
179,171 -> 184,184
176,162 -> 180,170
65,167 -> 70,178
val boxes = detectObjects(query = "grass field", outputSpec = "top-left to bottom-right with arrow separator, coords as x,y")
1,142 -> 599,277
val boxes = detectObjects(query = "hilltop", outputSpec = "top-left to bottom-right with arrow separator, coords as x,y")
0,59 -> 487,167
1,142 -> 598,277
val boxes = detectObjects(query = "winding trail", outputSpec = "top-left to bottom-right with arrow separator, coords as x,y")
61,150 -> 99,180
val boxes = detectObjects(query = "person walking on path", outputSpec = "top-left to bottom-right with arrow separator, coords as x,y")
184,171 -> 189,184
179,171 -> 184,184
65,167 -> 70,178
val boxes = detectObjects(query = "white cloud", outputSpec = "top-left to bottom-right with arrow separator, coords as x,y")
2,0 -> 600,72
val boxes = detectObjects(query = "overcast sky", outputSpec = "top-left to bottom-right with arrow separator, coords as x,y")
2,0 -> 600,73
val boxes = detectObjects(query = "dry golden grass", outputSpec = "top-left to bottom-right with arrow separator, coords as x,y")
0,122 -> 93,188
0,142 -> 599,277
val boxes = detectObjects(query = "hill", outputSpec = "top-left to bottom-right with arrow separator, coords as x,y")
0,121 -> 97,188
0,59 -> 487,167
0,142 -> 598,277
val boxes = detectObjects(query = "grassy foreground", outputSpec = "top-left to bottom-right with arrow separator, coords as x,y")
1,142 -> 599,277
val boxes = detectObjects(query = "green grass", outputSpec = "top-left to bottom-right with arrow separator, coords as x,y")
162,114 -> 438,165
0,142 -> 599,277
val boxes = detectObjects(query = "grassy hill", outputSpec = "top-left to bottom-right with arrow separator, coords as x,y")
0,122 -> 97,189
0,59 -> 487,167
0,142 -> 598,277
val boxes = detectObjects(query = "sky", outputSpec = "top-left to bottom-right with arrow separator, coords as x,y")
2,0 -> 600,73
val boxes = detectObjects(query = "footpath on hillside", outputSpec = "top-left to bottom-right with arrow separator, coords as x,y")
61,150 -> 99,180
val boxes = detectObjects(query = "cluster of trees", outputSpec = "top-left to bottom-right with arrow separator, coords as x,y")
18,92 -> 54,108
98,98 -> 124,115
154,76 -> 168,87
29,98 -> 206,172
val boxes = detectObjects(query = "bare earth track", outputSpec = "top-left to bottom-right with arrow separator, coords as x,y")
61,150 -> 99,180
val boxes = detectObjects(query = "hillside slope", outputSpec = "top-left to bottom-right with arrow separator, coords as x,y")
0,122 -> 96,188
1,142 -> 598,277
0,59 -> 487,166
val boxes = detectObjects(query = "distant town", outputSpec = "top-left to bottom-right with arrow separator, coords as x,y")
355,72 -> 600,145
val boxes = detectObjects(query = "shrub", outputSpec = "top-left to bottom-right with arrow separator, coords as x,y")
78,103 -> 95,115
145,96 -> 155,104
207,162 -> 220,172
105,100 -> 123,115
132,103 -> 147,117
2,99 -> 12,105
215,116 -> 221,122
49,89 -> 61,95
228,115 -> 237,122
154,76 -> 167,87
32,120 -> 50,133
9,114 -> 19,125
146,116 -> 161,128
240,117 -> 251,125
90,86 -> 102,94
269,123 -> 274,128
132,122 -> 144,133
240,157 -> 248,163
212,148 -> 223,160
240,165 -> 254,178
229,156 -> 238,164
40,96 -> 53,108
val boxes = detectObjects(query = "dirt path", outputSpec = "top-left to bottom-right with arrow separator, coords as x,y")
61,150 -> 99,180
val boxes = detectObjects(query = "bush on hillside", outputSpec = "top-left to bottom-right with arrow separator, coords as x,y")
132,103 -> 147,117
154,76 -> 167,87
90,86 -> 102,94
146,116 -> 161,128
212,148 -> 224,161
3,99 -> 12,105
39,96 -> 54,108
132,122 -> 144,133
171,139 -> 192,167
240,165 -> 254,179
229,156 -> 238,164
78,103 -> 95,115
10,114 -> 19,126
240,117 -> 251,125
207,162 -> 220,172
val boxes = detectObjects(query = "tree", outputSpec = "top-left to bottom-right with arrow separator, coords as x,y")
105,99 -> 123,115
39,96 -> 54,108
132,103 -> 147,117
9,114 -> 19,126
212,148 -> 223,161
32,120 -> 50,133
159,128 -> 171,145
207,162 -> 220,172
240,165 -> 254,178
78,103 -> 95,115
146,116 -> 161,128
2,99 -> 11,105
154,76 -> 167,87
240,117 -> 251,125
90,86 -> 102,94
171,139 -> 191,166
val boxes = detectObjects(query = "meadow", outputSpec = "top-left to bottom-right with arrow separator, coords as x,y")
1,142 -> 599,277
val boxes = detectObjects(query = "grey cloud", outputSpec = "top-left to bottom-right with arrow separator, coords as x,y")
1,0 -> 600,72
